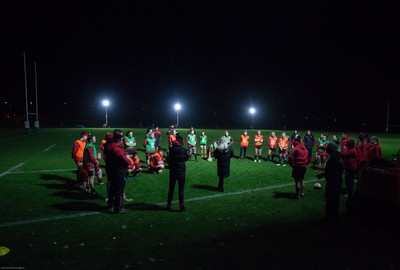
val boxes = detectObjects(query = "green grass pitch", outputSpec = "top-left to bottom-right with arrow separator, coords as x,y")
0,128 -> 399,269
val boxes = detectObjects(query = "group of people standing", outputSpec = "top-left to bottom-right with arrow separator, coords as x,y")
71,127 -> 383,219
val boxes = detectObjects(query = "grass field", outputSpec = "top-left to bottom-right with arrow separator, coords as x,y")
0,128 -> 399,270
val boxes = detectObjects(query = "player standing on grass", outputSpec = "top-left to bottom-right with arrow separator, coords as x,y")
154,126 -> 162,150
199,131 -> 208,158
124,131 -> 136,155
71,131 -> 88,189
214,137 -> 234,192
303,129 -> 315,165
267,131 -> 278,162
186,129 -> 198,161
167,134 -> 189,211
277,132 -> 289,166
83,134 -> 103,194
104,129 -> 132,214
143,132 -> 156,167
222,130 -> 234,146
239,130 -> 250,160
254,130 -> 263,162
288,138 -> 308,199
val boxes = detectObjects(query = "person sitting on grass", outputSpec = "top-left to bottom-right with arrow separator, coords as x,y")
127,152 -> 142,178
149,148 -> 165,174
143,132 -> 156,168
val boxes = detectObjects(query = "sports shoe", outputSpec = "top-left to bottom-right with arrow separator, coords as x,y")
180,206 -> 187,212
98,182 -> 104,185
124,197 -> 133,202
283,164 -> 286,166
254,159 -> 257,162
91,190 -> 98,195
105,197 -> 109,202
259,160 -> 261,163
277,163 -> 281,166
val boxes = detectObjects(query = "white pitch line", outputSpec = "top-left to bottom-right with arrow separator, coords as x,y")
11,168 -> 75,174
0,179 -> 319,228
44,144 -> 56,152
0,163 -> 25,178
0,212 -> 100,228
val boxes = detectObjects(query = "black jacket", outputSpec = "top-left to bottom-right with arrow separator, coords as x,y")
168,144 -> 189,177
214,146 -> 234,178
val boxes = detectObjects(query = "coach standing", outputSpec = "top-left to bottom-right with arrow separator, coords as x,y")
289,138 -> 308,199
104,129 -> 132,214
214,137 -> 234,192
167,134 -> 189,211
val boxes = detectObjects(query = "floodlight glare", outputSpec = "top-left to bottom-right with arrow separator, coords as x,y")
102,100 -> 110,107
102,100 -> 110,127
174,103 -> 181,127
174,103 -> 181,111
249,107 -> 256,114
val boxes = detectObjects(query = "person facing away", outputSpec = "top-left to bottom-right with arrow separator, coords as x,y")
317,142 -> 344,223
214,137 -> 234,192
167,134 -> 189,211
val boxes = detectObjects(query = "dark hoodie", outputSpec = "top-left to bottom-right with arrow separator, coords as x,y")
168,140 -> 189,177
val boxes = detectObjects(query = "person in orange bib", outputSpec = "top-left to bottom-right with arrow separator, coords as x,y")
71,131 -> 88,189
277,132 -> 289,166
267,131 -> 278,162
239,130 -> 250,160
254,130 -> 264,162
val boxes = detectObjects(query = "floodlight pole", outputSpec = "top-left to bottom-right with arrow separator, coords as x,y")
23,52 -> 30,135
34,61 -> 40,132
386,101 -> 390,133
105,106 -> 108,127
176,110 -> 179,127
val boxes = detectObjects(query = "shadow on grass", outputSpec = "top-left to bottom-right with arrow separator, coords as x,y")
52,190 -> 104,201
273,192 -> 297,199
192,184 -> 219,192
38,183 -> 69,190
125,203 -> 167,211
40,173 -> 73,182
51,201 -> 105,212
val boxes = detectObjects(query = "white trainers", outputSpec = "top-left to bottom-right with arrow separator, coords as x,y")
258,160 -> 261,163
254,159 -> 257,162
277,164 -> 281,166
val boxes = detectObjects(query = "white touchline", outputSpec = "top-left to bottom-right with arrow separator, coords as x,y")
11,169 -> 75,174
0,179 -> 319,228
0,163 -> 24,178
44,144 -> 56,152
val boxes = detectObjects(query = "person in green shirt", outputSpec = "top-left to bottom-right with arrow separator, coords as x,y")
199,131 -> 208,158
143,132 -> 156,167
124,131 -> 136,155
316,134 -> 330,171
186,129 -> 198,161
222,130 -> 234,146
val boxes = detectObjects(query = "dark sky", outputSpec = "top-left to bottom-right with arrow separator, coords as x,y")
1,2 -> 399,130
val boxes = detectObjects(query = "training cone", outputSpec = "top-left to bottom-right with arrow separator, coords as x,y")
0,246 -> 10,256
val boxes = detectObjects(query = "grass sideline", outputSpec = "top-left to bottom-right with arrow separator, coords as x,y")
0,128 -> 399,270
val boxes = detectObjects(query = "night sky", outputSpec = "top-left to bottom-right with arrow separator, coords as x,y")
1,2 -> 399,131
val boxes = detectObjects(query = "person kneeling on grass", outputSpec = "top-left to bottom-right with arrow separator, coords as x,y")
149,148 -> 165,174
289,138 -> 308,199
127,152 -> 142,177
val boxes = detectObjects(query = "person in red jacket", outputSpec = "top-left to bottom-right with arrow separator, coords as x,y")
71,131 -> 88,189
368,136 -> 382,162
341,139 -> 357,201
104,129 -> 132,214
289,138 -> 308,199
355,132 -> 372,181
